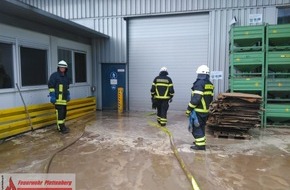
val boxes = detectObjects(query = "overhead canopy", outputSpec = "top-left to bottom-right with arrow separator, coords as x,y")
0,0 -> 109,44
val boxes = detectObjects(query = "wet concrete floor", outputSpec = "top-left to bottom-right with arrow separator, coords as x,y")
0,111 -> 290,190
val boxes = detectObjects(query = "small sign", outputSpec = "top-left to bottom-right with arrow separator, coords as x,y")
110,71 -> 117,79
117,69 -> 125,72
110,79 -> 117,85
249,14 -> 262,24
210,71 -> 223,80
110,71 -> 118,90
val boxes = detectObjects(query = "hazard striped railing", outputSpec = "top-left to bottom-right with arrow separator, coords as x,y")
0,96 -> 96,140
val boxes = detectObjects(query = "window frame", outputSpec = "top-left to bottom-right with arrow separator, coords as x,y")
58,47 -> 88,85
277,6 -> 290,24
18,42 -> 49,88
58,48 -> 74,84
0,40 -> 15,91
74,50 -> 87,83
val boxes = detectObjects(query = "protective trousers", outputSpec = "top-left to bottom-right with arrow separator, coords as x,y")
156,99 -> 169,126
55,105 -> 67,131
191,113 -> 208,147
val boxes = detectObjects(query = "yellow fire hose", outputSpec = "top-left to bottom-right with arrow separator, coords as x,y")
148,121 -> 201,190
44,111 -> 200,190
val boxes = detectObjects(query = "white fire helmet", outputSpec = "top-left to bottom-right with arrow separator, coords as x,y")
196,65 -> 209,74
160,67 -> 167,72
58,60 -> 68,68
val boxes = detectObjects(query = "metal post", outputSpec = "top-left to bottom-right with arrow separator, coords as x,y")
118,87 -> 124,114
16,83 -> 33,131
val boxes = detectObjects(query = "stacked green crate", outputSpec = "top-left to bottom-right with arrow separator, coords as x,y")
229,25 -> 265,126
265,24 -> 290,126
230,25 -> 265,95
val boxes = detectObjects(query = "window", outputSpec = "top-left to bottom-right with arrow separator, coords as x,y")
20,46 -> 47,86
75,52 -> 87,83
278,7 -> 290,24
58,49 -> 72,81
58,48 -> 87,84
0,42 -> 14,89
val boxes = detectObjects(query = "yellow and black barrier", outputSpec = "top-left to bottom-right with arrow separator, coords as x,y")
118,87 -> 124,114
0,97 -> 96,140
148,121 -> 201,190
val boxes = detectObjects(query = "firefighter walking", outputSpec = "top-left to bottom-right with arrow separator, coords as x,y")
151,67 -> 175,126
48,60 -> 71,134
186,65 -> 214,150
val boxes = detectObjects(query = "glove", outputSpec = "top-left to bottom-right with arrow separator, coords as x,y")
188,124 -> 193,133
190,110 -> 200,127
169,99 -> 173,103
67,91 -> 71,102
185,110 -> 191,117
151,97 -> 157,109
49,92 -> 56,104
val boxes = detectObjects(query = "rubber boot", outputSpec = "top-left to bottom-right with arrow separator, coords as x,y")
59,124 -> 69,134
190,145 -> 206,151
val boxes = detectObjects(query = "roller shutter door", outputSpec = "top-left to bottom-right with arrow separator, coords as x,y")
128,13 -> 209,111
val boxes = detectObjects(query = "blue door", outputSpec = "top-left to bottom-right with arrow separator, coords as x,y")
102,64 -> 126,110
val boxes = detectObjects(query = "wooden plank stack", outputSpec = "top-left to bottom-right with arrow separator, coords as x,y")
207,92 -> 263,139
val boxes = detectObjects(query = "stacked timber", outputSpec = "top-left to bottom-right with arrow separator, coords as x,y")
207,92 -> 262,138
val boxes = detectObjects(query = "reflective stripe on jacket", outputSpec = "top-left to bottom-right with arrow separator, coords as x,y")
151,73 -> 174,100
187,75 -> 214,113
48,70 -> 70,105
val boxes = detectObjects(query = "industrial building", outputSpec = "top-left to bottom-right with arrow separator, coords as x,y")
1,0 -> 290,123
1,1 -> 290,189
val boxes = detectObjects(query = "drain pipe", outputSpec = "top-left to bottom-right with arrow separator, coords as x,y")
16,83 -> 33,131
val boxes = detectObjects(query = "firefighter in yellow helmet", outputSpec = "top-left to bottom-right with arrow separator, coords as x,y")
151,67 -> 175,126
186,65 -> 214,150
48,60 -> 71,134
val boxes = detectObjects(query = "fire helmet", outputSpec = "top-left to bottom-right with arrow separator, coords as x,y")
196,65 -> 209,74
58,60 -> 68,68
160,67 -> 167,72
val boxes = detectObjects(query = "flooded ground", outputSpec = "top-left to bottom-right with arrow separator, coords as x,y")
0,111 -> 290,190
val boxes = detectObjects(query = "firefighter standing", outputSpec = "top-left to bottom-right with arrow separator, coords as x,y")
186,65 -> 214,150
48,60 -> 71,134
151,67 -> 175,126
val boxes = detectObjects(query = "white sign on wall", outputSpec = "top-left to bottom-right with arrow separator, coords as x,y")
249,14 -> 263,24
210,71 -> 223,80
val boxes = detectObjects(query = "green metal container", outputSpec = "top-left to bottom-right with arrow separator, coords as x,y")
264,103 -> 290,124
266,51 -> 290,72
266,78 -> 290,91
230,25 -> 265,52
230,77 -> 264,92
231,52 -> 264,73
266,24 -> 290,51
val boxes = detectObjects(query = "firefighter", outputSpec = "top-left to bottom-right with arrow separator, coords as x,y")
151,67 -> 175,126
48,60 -> 71,134
186,65 -> 214,150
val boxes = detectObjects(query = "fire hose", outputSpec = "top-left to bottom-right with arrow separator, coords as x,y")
148,121 -> 201,190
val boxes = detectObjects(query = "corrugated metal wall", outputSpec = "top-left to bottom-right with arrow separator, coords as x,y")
19,0 -> 290,98
20,0 -> 290,18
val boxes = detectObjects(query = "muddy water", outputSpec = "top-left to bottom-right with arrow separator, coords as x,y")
0,111 -> 290,190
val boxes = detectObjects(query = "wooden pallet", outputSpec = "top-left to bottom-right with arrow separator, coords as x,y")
212,130 -> 252,140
